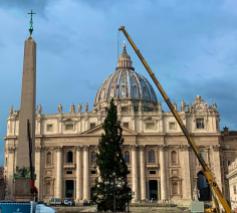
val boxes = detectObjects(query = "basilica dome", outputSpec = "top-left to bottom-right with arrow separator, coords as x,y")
94,45 -> 158,111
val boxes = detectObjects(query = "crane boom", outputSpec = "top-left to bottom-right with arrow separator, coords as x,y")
119,26 -> 231,213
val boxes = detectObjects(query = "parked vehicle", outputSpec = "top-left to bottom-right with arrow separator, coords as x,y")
35,203 -> 56,213
63,198 -> 75,206
49,197 -> 62,206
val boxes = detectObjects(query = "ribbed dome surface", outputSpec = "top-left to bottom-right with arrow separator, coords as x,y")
94,46 -> 157,108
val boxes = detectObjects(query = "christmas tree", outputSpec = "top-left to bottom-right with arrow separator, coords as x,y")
92,99 -> 132,212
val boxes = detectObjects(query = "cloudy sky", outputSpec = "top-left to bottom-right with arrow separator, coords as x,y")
0,0 -> 237,165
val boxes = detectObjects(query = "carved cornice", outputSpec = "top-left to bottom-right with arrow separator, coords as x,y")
158,144 -> 168,151
5,136 -> 17,140
8,146 -> 15,153
60,117 -> 80,123
54,146 -> 63,151
179,145 -> 190,151
76,145 -> 83,151
35,146 -> 42,152
131,144 -> 139,150
139,145 -> 145,151
83,145 -> 89,151
212,144 -> 220,152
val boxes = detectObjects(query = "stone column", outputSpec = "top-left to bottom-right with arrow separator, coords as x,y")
6,146 -> 15,199
139,146 -> 146,201
180,146 -> 192,200
211,145 -> 222,190
55,147 -> 63,198
35,146 -> 42,199
159,146 -> 167,200
131,145 -> 139,202
76,146 -> 83,202
83,146 -> 90,201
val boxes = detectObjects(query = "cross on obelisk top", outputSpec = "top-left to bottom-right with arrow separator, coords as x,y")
28,10 -> 36,36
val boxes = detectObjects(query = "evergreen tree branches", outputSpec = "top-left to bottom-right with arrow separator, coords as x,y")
92,99 -> 131,212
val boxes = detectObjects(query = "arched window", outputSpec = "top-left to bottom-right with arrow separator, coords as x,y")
91,151 -> 97,164
148,149 -> 156,163
172,181 -> 178,195
67,151 -> 73,163
46,152 -> 52,165
143,85 -> 148,98
110,87 -> 115,98
101,89 -> 105,99
132,85 -> 138,98
124,151 -> 130,164
121,85 -> 126,97
171,151 -> 178,165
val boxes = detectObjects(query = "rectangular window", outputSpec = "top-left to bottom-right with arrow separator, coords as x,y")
123,122 -> 129,128
172,182 -> 178,195
234,185 -> 237,194
145,122 -> 155,130
90,122 -> 96,129
172,170 -> 178,176
65,123 -> 74,130
121,107 -> 128,112
196,118 -> 204,129
91,170 -> 96,175
47,124 -> 53,132
147,150 -> 156,163
45,182 -> 51,195
149,170 -> 156,174
169,122 -> 176,130
66,170 -> 73,174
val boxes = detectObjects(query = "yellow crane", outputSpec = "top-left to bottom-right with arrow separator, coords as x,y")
119,26 -> 231,213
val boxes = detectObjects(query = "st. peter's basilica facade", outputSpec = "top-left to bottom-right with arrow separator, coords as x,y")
4,45 -> 224,205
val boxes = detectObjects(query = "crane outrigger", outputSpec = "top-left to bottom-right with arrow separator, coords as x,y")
119,26 -> 231,213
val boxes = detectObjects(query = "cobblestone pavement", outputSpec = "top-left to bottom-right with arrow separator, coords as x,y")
55,206 -> 191,213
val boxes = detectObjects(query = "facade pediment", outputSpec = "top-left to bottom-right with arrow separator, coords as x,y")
80,124 -> 137,136
60,117 -> 79,123
80,124 -> 103,135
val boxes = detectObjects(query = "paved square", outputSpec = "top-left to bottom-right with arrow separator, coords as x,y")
55,206 -> 191,213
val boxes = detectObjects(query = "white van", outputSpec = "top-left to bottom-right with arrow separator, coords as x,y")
49,197 -> 62,206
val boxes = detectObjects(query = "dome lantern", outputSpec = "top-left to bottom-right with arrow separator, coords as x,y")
116,45 -> 134,70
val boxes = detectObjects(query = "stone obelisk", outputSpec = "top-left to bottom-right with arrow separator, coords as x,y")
16,11 -> 36,170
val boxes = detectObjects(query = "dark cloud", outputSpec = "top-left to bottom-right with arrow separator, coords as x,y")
0,0 -> 50,12
1,0 -> 237,166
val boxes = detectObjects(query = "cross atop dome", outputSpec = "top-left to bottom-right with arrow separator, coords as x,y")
121,41 -> 128,56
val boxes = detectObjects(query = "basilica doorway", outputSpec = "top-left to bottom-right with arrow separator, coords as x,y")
148,180 -> 158,201
65,180 -> 74,198
197,171 -> 211,201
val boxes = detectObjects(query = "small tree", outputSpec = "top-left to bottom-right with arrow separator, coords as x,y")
92,99 -> 131,212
